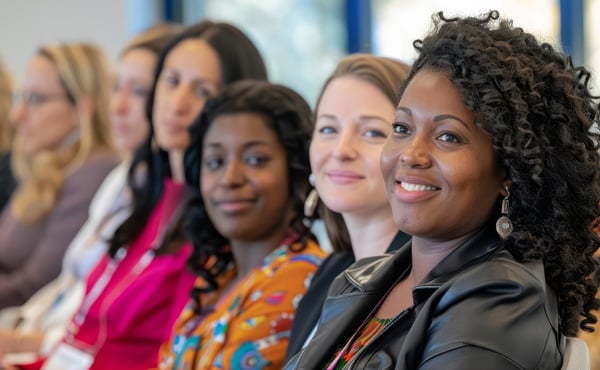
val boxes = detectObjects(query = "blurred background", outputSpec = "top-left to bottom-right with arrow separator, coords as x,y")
0,0 -> 594,105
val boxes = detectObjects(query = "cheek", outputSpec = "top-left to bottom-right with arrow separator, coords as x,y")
309,139 -> 328,172
379,141 -> 398,184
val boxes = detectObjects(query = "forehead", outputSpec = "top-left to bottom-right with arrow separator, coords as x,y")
318,76 -> 393,114
162,38 -> 222,82
118,48 -> 157,76
397,69 -> 472,119
204,112 -> 280,147
22,55 -> 62,89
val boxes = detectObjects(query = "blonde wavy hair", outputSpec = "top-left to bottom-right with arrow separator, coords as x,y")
0,59 -> 13,153
11,43 -> 114,224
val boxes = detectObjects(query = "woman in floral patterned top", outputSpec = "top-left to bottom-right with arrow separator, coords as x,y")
156,80 -> 326,370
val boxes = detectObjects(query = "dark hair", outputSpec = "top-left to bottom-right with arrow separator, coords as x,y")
314,54 -> 410,252
109,20 -> 268,257
405,10 -> 600,336
183,80 -> 314,311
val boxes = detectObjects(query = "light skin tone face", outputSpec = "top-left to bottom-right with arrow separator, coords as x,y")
11,55 -> 79,156
201,113 -> 291,251
311,76 -> 395,217
381,68 -> 507,247
153,38 -> 221,152
153,38 -> 222,182
110,48 -> 156,158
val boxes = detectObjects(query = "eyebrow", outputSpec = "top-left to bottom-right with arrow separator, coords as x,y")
204,140 -> 271,150
317,113 -> 390,122
162,66 -> 219,86
395,107 -> 471,131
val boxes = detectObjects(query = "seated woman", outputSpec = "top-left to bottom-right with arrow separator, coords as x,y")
7,20 -> 270,370
156,80 -> 327,369
0,23 -> 183,362
285,10 -> 599,370
0,58 -> 15,213
0,43 -> 118,308
286,54 -> 411,359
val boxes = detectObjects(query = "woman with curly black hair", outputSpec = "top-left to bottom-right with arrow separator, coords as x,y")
156,80 -> 326,369
285,10 -> 600,370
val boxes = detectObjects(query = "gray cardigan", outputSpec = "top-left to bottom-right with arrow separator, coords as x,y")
0,151 -> 118,308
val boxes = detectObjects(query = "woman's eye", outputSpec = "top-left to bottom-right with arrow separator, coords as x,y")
164,74 -> 178,87
195,86 -> 212,98
317,126 -> 336,134
437,132 -> 462,143
392,123 -> 410,135
245,155 -> 269,167
364,129 -> 387,138
132,86 -> 149,98
204,157 -> 223,170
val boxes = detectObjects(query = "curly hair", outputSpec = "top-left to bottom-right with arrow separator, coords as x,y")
183,80 -> 314,312
402,10 -> 600,336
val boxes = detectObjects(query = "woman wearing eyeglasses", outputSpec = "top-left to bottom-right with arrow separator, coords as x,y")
0,58 -> 15,214
0,43 -> 118,309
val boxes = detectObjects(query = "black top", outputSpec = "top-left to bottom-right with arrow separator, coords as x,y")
285,225 -> 562,370
285,230 -> 410,360
0,152 -> 16,213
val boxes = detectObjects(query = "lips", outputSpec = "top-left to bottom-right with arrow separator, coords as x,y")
392,176 -> 440,202
213,198 -> 255,214
326,169 -> 364,185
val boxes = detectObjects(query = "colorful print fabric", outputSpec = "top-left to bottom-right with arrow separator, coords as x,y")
157,239 -> 325,370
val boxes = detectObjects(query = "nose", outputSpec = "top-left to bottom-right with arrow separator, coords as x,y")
332,130 -> 358,161
111,90 -> 128,116
400,135 -> 431,168
220,159 -> 245,187
170,86 -> 193,116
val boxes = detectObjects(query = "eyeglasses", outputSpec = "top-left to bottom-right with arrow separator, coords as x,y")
13,91 -> 70,106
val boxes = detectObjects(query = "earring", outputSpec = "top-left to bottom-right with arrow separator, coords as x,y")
496,186 -> 513,239
304,173 -> 318,218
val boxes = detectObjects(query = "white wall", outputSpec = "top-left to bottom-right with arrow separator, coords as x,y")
0,0 -> 130,82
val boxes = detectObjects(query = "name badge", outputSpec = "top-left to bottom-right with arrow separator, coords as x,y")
42,343 -> 94,370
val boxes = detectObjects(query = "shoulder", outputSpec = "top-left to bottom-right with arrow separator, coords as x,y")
63,151 -> 119,191
270,239 -> 328,269
443,250 -> 549,302
70,151 -> 119,181
422,250 -> 560,369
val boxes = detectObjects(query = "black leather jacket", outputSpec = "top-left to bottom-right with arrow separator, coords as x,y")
284,225 -> 563,370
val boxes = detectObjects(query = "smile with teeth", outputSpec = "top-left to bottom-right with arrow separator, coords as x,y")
400,182 -> 438,192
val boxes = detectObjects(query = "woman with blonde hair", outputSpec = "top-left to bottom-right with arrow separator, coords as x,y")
0,24 -> 183,363
0,43 -> 118,308
0,58 -> 16,212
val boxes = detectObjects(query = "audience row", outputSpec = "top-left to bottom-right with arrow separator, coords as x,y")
0,9 -> 598,370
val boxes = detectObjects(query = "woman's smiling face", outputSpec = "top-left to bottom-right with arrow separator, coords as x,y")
200,112 -> 291,243
381,68 -> 507,241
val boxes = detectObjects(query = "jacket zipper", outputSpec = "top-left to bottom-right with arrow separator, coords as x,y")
345,307 -> 413,369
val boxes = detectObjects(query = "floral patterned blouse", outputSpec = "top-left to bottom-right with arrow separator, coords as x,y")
156,238 -> 326,370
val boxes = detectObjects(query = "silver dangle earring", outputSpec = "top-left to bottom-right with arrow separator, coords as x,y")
496,186 -> 513,239
304,174 -> 319,218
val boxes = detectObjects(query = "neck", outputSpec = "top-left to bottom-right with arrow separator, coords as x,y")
343,207 -> 398,260
169,150 -> 185,183
229,226 -> 290,279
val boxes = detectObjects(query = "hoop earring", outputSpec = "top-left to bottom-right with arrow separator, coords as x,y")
304,173 -> 318,218
496,186 -> 513,239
